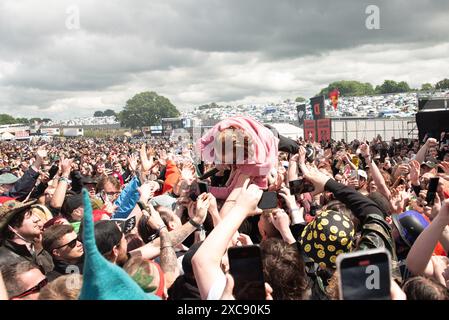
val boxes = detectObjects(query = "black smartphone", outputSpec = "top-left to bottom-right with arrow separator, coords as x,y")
257,191 -> 278,210
48,164 -> 59,180
198,181 -> 209,194
289,179 -> 315,195
228,245 -> 266,300
337,248 -> 391,300
426,177 -> 440,206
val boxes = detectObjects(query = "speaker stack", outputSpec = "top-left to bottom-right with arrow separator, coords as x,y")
416,96 -> 449,141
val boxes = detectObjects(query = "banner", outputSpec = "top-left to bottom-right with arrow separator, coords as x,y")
303,120 -> 316,142
310,95 -> 325,120
317,118 -> 332,143
296,104 -> 306,127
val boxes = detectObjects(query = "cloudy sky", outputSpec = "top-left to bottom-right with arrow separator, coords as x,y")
1,0 -> 449,120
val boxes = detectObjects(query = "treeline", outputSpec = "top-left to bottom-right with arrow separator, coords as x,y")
318,78 -> 449,97
0,114 -> 51,125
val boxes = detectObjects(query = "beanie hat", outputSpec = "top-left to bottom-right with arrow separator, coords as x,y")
78,189 -> 159,300
300,210 -> 355,269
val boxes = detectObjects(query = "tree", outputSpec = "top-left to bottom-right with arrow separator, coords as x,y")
0,114 -> 17,125
421,83 -> 434,91
375,80 -> 411,94
435,78 -> 449,90
119,91 -> 180,129
94,111 -> 104,117
103,109 -> 116,117
15,117 -> 30,124
295,96 -> 306,103
319,80 -> 375,97
29,118 -> 42,124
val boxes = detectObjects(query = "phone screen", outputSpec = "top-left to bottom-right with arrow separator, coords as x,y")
426,177 -> 440,205
289,179 -> 315,195
337,249 -> 391,300
228,245 -> 266,300
257,191 -> 278,210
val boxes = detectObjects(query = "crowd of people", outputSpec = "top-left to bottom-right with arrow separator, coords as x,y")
1,115 -> 449,300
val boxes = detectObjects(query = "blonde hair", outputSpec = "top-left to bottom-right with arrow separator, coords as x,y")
38,274 -> 83,300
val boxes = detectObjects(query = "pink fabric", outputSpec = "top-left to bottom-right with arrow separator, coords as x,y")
197,116 -> 279,198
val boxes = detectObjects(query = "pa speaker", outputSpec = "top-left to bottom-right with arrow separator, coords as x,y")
416,110 -> 449,141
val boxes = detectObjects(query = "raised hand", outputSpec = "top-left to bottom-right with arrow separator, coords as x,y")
438,162 -> 449,175
127,153 -> 138,172
409,160 -> 421,185
234,178 -> 263,215
359,143 -> 370,159
60,157 -> 74,177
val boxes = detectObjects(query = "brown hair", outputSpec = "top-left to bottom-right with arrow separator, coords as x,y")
38,274 -> 83,300
260,238 -> 310,300
96,175 -> 120,193
42,224 -> 74,254
402,276 -> 449,300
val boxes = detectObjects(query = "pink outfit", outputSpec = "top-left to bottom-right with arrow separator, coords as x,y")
197,116 -> 279,199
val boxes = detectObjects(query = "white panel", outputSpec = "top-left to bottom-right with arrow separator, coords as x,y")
366,120 -> 376,130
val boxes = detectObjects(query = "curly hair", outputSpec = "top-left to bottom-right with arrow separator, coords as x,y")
260,238 -> 310,300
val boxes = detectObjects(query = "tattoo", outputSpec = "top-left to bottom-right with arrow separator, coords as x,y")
151,221 -> 195,248
159,229 -> 177,273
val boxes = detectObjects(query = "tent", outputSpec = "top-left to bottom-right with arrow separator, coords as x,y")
0,132 -> 15,140
269,123 -> 302,140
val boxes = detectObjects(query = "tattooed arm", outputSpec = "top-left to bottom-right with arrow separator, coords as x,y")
159,227 -> 179,290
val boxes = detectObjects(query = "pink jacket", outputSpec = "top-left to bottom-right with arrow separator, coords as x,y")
196,116 -> 279,199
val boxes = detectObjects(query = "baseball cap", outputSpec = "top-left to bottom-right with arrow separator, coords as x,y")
421,161 -> 437,169
357,170 -> 368,180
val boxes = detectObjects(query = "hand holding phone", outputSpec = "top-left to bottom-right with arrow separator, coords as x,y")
337,248 -> 392,300
426,177 -> 440,206
228,245 -> 266,300
257,191 -> 278,210
289,178 -> 315,195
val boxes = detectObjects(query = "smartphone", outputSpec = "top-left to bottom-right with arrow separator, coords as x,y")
228,245 -> 266,300
426,177 -> 440,206
198,181 -> 209,194
350,170 -> 359,181
336,248 -> 391,300
257,191 -> 278,210
289,179 -> 315,195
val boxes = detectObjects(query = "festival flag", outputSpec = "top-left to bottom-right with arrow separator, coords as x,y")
329,88 -> 340,110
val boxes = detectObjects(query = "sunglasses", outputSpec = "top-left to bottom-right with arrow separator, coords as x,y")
53,238 -> 78,250
9,278 -> 48,300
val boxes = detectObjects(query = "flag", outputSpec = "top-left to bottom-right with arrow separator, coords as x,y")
329,89 -> 340,110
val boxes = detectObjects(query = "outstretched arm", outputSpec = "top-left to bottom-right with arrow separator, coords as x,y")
192,179 -> 262,300
406,200 -> 449,278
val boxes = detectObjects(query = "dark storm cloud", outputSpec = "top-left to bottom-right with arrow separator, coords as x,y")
0,0 -> 448,118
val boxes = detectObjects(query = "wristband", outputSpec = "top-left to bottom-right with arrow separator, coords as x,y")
58,177 -> 71,184
189,219 -> 203,231
157,224 -> 167,234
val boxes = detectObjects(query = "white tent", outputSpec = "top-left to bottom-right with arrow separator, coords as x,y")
1,132 -> 15,140
269,123 -> 302,139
